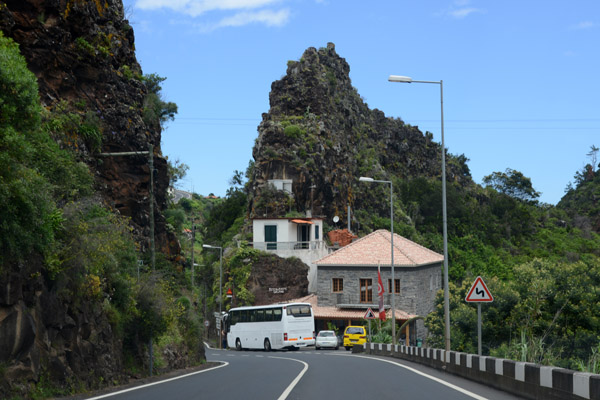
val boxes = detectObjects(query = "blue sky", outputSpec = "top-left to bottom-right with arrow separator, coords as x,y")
122,0 -> 599,205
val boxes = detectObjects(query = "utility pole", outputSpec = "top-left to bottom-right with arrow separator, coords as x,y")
191,221 -> 196,287
99,143 -> 156,375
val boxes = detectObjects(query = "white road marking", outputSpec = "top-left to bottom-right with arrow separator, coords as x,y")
341,354 -> 489,400
85,362 -> 229,399
268,356 -> 309,400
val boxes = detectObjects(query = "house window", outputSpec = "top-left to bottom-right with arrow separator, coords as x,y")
332,278 -> 343,293
388,279 -> 400,294
315,225 -> 320,240
360,279 -> 372,303
265,225 -> 277,250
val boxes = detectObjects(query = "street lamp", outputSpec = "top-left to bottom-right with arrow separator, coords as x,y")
203,244 -> 223,348
388,74 -> 451,352
358,176 -> 396,342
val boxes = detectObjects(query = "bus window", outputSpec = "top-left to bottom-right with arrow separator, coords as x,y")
256,310 -> 265,322
265,308 -> 273,321
286,305 -> 312,317
273,308 -> 282,321
231,310 -> 239,325
249,310 -> 256,322
240,310 -> 248,323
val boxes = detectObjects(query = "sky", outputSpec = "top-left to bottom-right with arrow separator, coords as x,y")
121,0 -> 599,205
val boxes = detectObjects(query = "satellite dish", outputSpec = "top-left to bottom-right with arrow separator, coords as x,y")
333,216 -> 340,223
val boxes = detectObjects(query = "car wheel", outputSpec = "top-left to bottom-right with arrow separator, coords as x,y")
345,346 -> 351,351
264,338 -> 271,352
315,346 -> 319,350
335,346 -> 339,350
236,338 -> 242,351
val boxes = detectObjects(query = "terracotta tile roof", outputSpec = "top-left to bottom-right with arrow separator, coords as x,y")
316,229 -> 443,267
289,294 -> 415,321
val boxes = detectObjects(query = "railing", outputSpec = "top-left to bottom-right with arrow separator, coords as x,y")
362,343 -> 600,400
245,241 -> 327,251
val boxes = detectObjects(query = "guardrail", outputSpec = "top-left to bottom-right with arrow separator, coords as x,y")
360,343 -> 600,400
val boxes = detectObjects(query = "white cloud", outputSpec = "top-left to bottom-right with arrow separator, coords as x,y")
215,8 -> 290,27
436,0 -> 484,19
135,0 -> 282,17
449,7 -> 481,19
571,21 -> 596,30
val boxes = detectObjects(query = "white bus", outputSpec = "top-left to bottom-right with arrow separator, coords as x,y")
224,302 -> 315,351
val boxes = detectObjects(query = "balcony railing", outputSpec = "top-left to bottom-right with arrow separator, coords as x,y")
246,241 -> 327,251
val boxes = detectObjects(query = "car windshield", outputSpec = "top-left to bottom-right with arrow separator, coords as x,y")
319,331 -> 334,337
346,327 -> 364,334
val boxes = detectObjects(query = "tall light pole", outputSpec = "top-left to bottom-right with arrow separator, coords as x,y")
358,176 -> 395,342
388,75 -> 450,351
203,244 -> 223,348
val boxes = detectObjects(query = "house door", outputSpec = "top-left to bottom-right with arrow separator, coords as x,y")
297,224 -> 310,249
265,225 -> 277,250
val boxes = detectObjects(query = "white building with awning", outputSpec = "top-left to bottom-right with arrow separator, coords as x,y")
248,217 -> 329,293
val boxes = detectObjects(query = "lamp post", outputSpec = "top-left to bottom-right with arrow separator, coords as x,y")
388,74 -> 450,351
358,176 -> 395,342
203,244 -> 223,348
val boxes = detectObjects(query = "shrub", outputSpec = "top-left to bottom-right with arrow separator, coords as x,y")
283,124 -> 304,139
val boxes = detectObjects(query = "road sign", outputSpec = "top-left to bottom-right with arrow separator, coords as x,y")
364,308 -> 376,319
465,276 -> 493,302
204,320 -> 210,327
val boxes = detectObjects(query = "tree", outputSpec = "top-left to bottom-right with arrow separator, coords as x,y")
141,73 -> 178,129
167,157 -> 189,189
483,168 -> 540,202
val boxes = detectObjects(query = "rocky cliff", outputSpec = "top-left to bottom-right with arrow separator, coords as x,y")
0,0 -> 177,256
0,0 -> 183,395
248,43 -> 472,224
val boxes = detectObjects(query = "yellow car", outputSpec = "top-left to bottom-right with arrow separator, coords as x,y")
343,326 -> 367,350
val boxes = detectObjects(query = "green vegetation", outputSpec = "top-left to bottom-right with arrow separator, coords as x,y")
0,32 -> 202,397
141,73 -> 178,129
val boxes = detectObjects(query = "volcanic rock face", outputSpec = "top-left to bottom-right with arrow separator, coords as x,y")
0,0 -> 181,394
248,254 -> 309,305
249,43 -> 471,222
0,0 -> 177,256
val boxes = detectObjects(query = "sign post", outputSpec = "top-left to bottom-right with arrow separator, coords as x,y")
465,276 -> 493,355
364,308 -> 376,343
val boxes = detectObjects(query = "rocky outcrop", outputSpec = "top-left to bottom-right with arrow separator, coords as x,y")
247,254 -> 309,305
0,257 -> 124,396
0,0 -> 178,257
0,0 -> 183,395
248,42 -> 473,223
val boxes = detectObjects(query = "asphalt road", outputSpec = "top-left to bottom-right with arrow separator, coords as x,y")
84,346 -> 525,400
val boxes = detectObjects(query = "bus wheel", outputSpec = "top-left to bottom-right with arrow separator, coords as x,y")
264,339 -> 271,352
236,339 -> 242,351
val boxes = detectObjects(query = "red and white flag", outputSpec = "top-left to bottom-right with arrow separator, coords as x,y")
377,263 -> 386,321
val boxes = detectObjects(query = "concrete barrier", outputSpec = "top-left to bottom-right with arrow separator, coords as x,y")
362,343 -> 600,400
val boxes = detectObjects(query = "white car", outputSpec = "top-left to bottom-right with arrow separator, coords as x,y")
315,330 -> 339,350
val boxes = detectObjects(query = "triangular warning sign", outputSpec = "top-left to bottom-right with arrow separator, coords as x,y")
364,308 -> 376,319
465,276 -> 494,302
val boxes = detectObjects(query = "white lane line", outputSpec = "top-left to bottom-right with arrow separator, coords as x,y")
85,362 -> 229,399
336,354 -> 488,400
268,356 -> 309,400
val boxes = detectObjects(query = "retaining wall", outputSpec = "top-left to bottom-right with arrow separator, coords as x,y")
362,343 -> 600,400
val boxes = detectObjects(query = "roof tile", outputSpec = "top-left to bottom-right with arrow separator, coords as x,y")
317,229 -> 443,267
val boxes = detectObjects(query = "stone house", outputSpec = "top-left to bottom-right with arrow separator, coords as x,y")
314,229 -> 443,342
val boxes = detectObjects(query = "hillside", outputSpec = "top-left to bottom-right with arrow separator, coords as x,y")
0,0 -> 177,255
248,43 -> 472,222
0,1 -> 202,398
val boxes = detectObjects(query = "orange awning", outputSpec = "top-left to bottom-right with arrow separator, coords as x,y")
291,219 -> 313,224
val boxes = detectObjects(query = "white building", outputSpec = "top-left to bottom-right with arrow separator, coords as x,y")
250,218 -> 329,293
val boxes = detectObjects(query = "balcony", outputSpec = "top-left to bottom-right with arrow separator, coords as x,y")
247,241 -> 327,251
